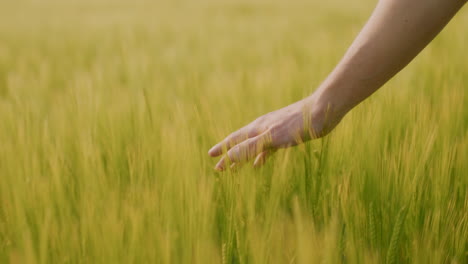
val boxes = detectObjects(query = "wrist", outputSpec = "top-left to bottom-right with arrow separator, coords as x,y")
304,86 -> 347,137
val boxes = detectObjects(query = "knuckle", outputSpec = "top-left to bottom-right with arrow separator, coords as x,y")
253,115 -> 269,127
253,116 -> 265,123
228,145 -> 242,160
226,131 -> 238,141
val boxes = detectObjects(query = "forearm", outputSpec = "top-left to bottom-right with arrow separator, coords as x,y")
208,0 -> 465,169
312,0 -> 466,121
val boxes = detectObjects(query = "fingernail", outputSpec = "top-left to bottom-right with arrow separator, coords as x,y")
230,163 -> 239,172
253,156 -> 262,168
214,160 -> 224,171
253,162 -> 262,169
208,145 -> 218,156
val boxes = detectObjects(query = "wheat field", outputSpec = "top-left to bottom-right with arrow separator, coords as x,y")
0,0 -> 467,263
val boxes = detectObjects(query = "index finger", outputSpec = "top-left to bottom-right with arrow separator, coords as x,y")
208,127 -> 257,157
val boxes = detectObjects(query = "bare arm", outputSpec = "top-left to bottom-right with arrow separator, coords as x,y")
209,0 -> 466,171
315,0 -> 466,118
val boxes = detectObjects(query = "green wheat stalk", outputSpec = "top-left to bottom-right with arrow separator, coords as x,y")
386,206 -> 407,264
369,203 -> 377,249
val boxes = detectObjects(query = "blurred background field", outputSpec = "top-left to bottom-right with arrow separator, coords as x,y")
0,0 -> 467,263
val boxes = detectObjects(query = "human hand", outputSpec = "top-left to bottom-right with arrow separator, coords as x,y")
208,96 -> 340,171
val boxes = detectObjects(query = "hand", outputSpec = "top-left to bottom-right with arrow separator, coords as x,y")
209,0 -> 466,171
208,96 -> 341,171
